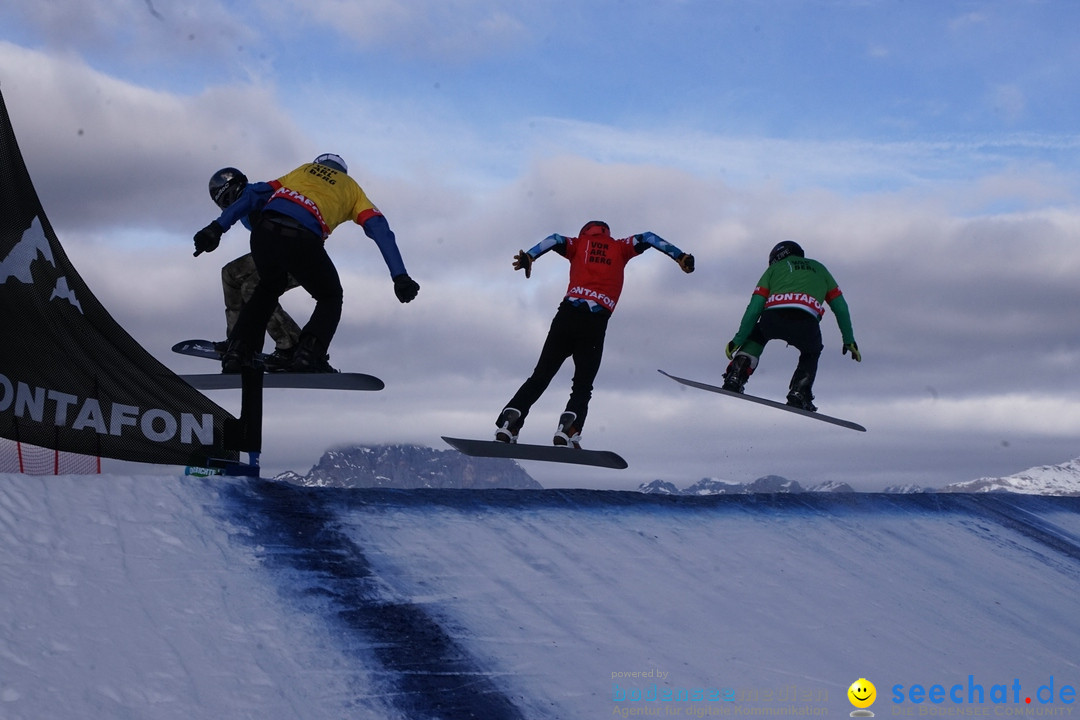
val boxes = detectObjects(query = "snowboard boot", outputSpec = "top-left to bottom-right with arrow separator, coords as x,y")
220,338 -> 254,374
722,354 -> 753,393
290,336 -> 338,373
553,412 -> 582,449
495,407 -> 523,443
263,346 -> 295,373
786,371 -> 817,412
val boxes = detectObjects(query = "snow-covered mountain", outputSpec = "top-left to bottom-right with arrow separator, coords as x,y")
642,456 -> 1080,495
641,474 -> 853,494
882,483 -> 928,494
940,456 -> 1080,495
637,479 -> 682,494
683,477 -> 750,495
810,479 -> 856,492
280,446 -> 1080,496
282,443 -> 543,490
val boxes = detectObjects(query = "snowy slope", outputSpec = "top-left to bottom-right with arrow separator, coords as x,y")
3,475 -> 1080,719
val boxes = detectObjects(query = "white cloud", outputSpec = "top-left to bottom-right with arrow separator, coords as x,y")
867,43 -> 889,59
1,0 -> 256,68
4,3 -> 1080,489
0,42 -> 305,232
288,0 -> 535,61
989,83 -> 1027,124
948,11 -> 989,32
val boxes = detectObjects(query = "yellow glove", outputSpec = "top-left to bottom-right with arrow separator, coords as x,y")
843,342 -> 861,362
725,341 -> 738,360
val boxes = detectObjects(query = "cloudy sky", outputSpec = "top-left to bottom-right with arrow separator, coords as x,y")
2,0 -> 1080,490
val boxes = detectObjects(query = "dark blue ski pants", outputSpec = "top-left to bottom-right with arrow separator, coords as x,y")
230,212 -> 343,354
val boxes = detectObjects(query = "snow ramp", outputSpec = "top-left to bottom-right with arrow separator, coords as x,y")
2,476 -> 1080,719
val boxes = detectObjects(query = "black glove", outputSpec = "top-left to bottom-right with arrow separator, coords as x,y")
843,342 -> 862,362
393,273 -> 420,303
513,250 -> 533,278
193,221 -> 224,257
677,253 -> 695,273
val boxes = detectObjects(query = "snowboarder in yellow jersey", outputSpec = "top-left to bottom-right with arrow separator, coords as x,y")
193,154 -> 420,373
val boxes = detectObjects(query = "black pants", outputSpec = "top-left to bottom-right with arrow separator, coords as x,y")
505,301 -> 610,430
231,214 -> 343,354
748,308 -> 823,386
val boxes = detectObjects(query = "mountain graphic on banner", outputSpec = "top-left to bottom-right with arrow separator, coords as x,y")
0,85 -> 238,468
0,215 -> 82,312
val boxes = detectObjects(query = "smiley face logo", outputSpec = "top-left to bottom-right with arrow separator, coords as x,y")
848,678 -> 877,709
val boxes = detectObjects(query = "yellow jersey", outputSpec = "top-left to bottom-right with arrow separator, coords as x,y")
265,163 -> 382,239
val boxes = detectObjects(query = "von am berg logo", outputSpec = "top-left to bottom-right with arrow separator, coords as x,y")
0,215 -> 82,312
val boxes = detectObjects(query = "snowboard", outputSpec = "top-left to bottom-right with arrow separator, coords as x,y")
442,436 -> 628,469
172,339 -> 384,391
658,369 -> 866,432
173,339 -> 269,365
180,373 -> 384,391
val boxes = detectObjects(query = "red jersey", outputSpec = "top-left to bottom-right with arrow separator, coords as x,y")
526,223 -> 684,313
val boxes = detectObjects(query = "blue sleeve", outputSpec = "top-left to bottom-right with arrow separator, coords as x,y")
632,231 -> 683,260
362,214 -> 408,278
527,234 -> 568,260
215,182 -> 273,231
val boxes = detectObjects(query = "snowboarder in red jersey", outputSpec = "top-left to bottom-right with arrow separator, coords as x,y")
495,220 -> 695,448
722,240 -> 860,412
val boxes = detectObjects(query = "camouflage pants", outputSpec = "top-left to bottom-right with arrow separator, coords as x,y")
222,254 -> 301,350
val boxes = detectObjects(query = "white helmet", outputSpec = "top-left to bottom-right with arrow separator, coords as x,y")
313,153 -> 347,174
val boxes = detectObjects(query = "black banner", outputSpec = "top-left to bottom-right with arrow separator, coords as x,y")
0,86 -> 238,467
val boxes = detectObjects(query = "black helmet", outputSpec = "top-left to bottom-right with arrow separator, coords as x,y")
208,167 -> 248,209
768,240 -> 804,265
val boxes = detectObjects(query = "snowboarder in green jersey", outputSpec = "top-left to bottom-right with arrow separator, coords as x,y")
722,241 -> 860,411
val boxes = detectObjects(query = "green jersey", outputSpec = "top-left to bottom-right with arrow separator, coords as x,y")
732,257 -> 855,347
